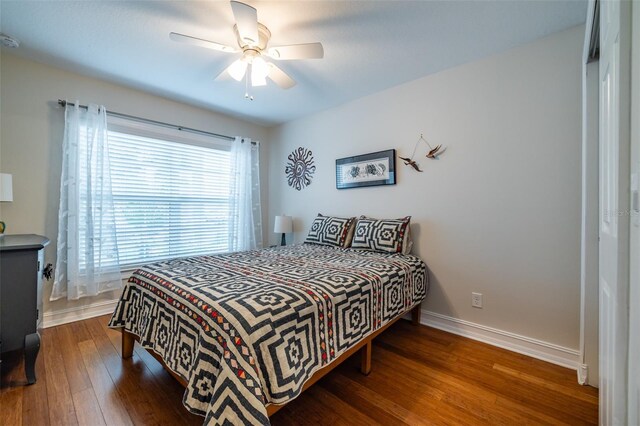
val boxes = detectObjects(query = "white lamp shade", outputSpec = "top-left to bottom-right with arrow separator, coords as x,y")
251,57 -> 269,87
0,173 -> 13,202
228,59 -> 248,81
274,215 -> 293,234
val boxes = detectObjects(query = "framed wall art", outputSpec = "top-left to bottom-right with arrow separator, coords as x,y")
335,149 -> 396,189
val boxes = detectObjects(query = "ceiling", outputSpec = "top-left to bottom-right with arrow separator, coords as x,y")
1,1 -> 586,126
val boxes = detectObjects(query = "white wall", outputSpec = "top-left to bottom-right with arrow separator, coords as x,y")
267,26 -> 584,352
0,53 -> 270,322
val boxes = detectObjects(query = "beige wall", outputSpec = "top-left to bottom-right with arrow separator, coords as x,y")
0,53 -> 270,318
267,26 -> 584,350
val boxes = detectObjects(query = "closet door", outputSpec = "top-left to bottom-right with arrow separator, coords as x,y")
628,2 -> 640,424
598,0 -> 631,424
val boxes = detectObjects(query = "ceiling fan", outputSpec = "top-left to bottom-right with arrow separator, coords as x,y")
169,1 -> 324,98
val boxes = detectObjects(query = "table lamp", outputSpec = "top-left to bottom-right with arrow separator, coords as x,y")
274,215 -> 293,246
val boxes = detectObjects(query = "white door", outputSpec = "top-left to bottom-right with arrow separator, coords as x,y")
628,1 -> 640,424
599,0 -> 631,424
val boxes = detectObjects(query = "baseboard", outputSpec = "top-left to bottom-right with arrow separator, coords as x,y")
577,363 -> 589,384
420,309 -> 580,370
43,299 -> 119,328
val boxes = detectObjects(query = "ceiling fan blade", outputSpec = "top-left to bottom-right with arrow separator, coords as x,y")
266,43 -> 324,60
268,63 -> 296,89
230,1 -> 259,46
214,65 -> 232,81
169,32 -> 237,53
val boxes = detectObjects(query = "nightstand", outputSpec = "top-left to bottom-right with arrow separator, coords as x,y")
0,234 -> 49,384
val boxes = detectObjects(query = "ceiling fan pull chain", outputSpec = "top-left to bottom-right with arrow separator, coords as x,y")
244,72 -> 254,101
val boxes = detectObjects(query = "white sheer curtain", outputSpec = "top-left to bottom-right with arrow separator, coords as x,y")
228,137 -> 263,252
51,102 -> 122,301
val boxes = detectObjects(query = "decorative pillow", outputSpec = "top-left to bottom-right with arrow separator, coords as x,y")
304,214 -> 356,248
403,225 -> 414,254
351,216 -> 411,254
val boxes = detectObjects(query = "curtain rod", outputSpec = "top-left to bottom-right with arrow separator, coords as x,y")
57,99 -> 257,145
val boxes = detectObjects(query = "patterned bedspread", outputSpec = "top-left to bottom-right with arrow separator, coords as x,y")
108,244 -> 428,425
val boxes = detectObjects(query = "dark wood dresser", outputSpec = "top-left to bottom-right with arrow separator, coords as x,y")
0,234 -> 49,384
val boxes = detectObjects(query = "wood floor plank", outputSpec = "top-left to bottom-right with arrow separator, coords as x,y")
492,363 -> 599,404
132,343 -> 202,425
319,370 -> 433,426
70,321 -> 94,343
263,407 -> 298,426
22,342 -> 50,426
99,321 -> 199,426
0,354 -> 25,426
329,354 -> 487,426
374,333 -> 598,424
271,390 -> 346,425
494,396 -> 574,426
132,344 -> 186,402
305,383 -> 382,426
1,317 -> 598,425
99,317 -> 125,356
451,339 -> 593,391
375,340 -> 592,425
0,386 -> 23,426
91,316 -> 194,425
42,327 -> 79,426
373,344 -> 499,405
99,315 -> 200,424
130,347 -> 201,424
78,339 -> 133,426
71,387 -> 107,426
84,317 -> 164,426
57,323 -> 92,394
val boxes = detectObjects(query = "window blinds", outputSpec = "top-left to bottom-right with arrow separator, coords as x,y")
107,129 -> 232,268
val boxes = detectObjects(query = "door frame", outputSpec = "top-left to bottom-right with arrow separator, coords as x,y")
579,0 -> 600,387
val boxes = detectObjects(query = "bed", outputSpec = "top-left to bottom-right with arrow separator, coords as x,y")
108,243 -> 428,425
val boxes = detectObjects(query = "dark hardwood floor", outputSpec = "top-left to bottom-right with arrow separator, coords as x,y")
0,315 -> 598,425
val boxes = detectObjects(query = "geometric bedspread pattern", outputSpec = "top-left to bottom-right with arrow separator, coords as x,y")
109,244 -> 428,425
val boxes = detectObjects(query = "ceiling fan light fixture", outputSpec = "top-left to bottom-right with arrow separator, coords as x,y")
228,58 -> 248,81
171,1 -> 322,94
251,56 -> 269,86
251,72 -> 267,87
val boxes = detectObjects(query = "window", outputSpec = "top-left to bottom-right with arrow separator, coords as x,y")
106,119 -> 233,268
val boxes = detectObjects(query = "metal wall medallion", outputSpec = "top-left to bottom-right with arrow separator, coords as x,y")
285,147 -> 316,191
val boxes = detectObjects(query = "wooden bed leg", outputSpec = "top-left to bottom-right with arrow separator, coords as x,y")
411,304 -> 421,326
122,329 -> 135,359
360,340 -> 372,375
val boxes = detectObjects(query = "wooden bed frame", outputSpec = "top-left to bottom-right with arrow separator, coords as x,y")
121,304 -> 422,417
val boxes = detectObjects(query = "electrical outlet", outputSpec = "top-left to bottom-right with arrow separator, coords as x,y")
472,292 -> 483,308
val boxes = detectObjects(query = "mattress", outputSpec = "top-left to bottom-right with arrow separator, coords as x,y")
108,244 -> 428,425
